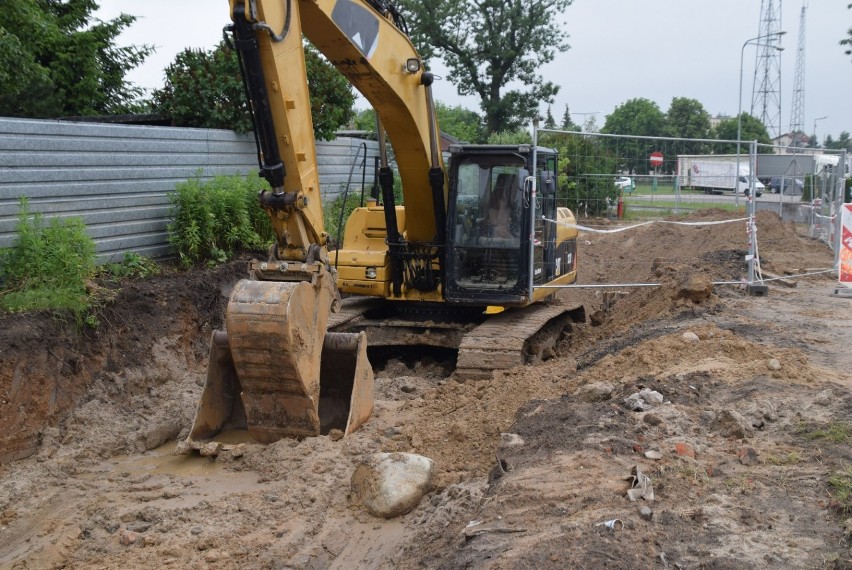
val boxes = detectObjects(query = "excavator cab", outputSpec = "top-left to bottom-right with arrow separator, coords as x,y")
445,145 -> 563,307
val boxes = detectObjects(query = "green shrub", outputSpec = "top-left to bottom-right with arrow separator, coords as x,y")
0,198 -> 96,319
168,173 -> 274,266
324,191 -> 366,248
101,252 -> 160,280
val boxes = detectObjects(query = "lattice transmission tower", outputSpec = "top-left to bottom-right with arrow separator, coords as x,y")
751,0 -> 783,140
788,2 -> 807,149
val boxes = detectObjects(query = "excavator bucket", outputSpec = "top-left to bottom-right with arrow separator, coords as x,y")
184,279 -> 373,449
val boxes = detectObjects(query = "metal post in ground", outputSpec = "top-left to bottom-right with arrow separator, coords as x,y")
834,151 -> 848,270
747,140 -> 768,295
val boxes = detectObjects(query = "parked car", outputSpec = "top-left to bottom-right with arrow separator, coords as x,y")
767,177 -> 804,194
614,176 -> 635,193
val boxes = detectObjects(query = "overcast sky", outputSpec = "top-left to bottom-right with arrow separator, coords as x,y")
96,0 -> 851,141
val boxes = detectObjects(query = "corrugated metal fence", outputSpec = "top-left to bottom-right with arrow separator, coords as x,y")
0,117 -> 379,262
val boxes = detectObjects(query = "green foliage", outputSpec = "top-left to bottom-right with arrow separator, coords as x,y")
542,134 -> 619,217
324,192 -> 365,248
825,131 -> 852,152
601,98 -> 667,174
486,130 -> 532,145
0,198 -> 96,319
560,104 -> 578,131
0,0 -> 152,117
712,113 -> 773,154
351,108 -> 377,132
400,0 -> 573,137
167,174 -> 274,267
665,97 -> 711,154
828,466 -> 852,516
543,105 -> 556,129
153,41 -> 353,139
436,102 -> 484,143
101,252 -> 160,281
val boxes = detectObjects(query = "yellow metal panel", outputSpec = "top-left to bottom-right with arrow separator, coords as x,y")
300,0 -> 445,243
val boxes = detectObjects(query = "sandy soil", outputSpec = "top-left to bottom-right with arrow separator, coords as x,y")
1,211 -> 851,569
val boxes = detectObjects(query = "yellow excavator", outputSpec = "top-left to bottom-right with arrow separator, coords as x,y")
184,0 -> 581,449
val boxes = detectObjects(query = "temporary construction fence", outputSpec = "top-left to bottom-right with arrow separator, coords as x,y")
530,126 -> 845,293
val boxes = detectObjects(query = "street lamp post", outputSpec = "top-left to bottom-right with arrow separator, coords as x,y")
813,115 -> 828,147
736,31 -> 786,208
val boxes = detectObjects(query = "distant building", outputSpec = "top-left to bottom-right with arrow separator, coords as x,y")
772,132 -> 812,154
709,114 -> 732,129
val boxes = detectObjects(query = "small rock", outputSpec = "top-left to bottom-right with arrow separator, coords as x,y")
383,427 -> 402,438
643,414 -> 663,426
126,521 -> 151,533
624,393 -> 649,411
328,429 -> 344,441
499,433 -> 525,447
738,447 -> 759,466
351,452 -> 433,518
813,389 -> 834,406
141,420 -> 182,451
713,409 -> 754,439
767,359 -> 782,371
575,382 -> 615,403
639,506 -> 654,521
264,494 -> 279,503
400,384 -> 416,394
198,441 -> 223,457
639,389 -> 664,405
190,526 -> 203,535
137,506 -> 161,523
119,529 -> 138,546
675,442 -> 696,459
682,332 -> 700,343
143,534 -> 159,547
644,450 -> 663,460
843,518 -> 852,538
633,444 -> 644,453
700,410 -> 717,423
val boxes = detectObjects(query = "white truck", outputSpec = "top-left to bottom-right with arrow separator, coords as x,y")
677,155 -> 764,196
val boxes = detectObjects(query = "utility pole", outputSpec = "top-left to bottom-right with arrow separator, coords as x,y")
789,2 -> 807,151
752,0 -> 784,140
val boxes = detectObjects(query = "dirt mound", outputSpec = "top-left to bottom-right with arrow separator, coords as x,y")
0,258 -> 247,464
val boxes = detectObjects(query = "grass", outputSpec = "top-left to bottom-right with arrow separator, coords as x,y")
624,197 -> 745,212
800,422 -> 852,443
827,466 -> 852,516
764,451 -> 804,466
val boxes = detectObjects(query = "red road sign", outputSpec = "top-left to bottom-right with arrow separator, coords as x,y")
649,152 -> 664,167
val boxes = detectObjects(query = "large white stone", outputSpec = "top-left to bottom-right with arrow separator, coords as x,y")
351,452 -> 433,518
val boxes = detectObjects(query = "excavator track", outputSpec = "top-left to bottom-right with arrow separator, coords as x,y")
454,303 -> 585,380
329,297 -> 585,379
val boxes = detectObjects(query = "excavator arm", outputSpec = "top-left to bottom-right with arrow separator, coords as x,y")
184,0 -> 448,448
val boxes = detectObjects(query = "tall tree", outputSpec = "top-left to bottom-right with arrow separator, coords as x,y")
0,0 -> 152,117
665,97 -> 711,155
560,104 -> 577,131
399,0 -> 573,137
152,42 -> 354,140
712,113 -> 773,154
601,98 -> 667,174
544,105 -> 556,129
